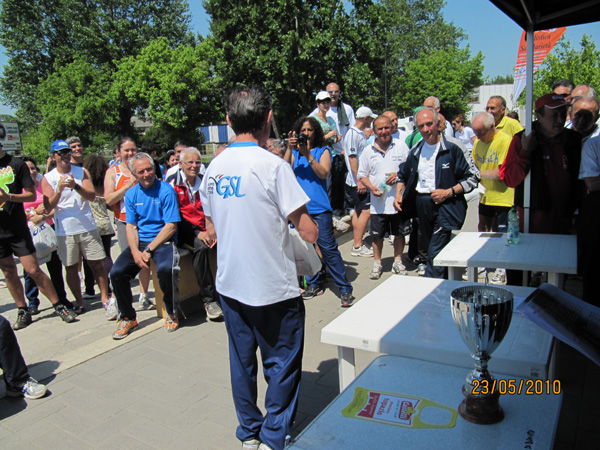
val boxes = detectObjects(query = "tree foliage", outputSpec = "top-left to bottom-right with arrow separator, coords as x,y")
517,35 -> 600,106
204,0 -> 477,132
0,0 -> 194,129
488,74 -> 514,85
393,47 -> 484,119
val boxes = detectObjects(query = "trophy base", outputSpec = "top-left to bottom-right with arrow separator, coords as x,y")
458,386 -> 504,425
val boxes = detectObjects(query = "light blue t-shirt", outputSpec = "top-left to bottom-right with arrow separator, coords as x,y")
125,178 -> 181,242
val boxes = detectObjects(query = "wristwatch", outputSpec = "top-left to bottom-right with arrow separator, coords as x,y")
143,246 -> 154,255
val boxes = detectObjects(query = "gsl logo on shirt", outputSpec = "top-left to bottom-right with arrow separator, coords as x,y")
209,174 -> 246,199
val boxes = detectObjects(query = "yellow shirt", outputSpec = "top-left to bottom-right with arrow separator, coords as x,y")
496,116 -> 523,137
472,132 -> 514,207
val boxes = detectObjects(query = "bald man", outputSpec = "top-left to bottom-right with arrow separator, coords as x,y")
423,96 -> 453,139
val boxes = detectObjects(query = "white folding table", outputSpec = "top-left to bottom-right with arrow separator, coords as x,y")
321,277 -> 553,391
433,231 -> 577,286
289,355 -> 561,450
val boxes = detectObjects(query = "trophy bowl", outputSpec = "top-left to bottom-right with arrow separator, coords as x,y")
451,285 -> 514,424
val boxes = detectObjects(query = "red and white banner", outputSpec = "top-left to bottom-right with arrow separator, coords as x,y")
513,27 -> 566,103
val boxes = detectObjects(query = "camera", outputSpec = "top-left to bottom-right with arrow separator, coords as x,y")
297,133 -> 308,146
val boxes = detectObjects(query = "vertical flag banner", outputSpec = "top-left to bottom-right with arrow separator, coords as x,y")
513,28 -> 566,102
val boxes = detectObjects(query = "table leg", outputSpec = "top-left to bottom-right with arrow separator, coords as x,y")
338,346 -> 356,391
547,272 -> 564,288
467,266 -> 477,282
448,267 -> 461,281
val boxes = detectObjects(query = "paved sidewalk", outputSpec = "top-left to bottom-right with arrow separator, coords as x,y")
0,201 -> 596,449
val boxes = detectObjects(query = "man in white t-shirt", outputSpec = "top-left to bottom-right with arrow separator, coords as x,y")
200,85 -> 318,450
343,106 -> 376,258
42,140 -> 110,314
358,116 -> 411,280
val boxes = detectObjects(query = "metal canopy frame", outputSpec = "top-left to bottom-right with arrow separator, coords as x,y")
489,0 -> 600,232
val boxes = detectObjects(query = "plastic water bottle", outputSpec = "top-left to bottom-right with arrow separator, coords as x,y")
507,206 -> 520,245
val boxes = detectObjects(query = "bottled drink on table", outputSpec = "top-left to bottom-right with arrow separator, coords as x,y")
507,206 -> 520,245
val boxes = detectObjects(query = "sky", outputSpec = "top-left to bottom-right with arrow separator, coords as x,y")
0,0 -> 598,115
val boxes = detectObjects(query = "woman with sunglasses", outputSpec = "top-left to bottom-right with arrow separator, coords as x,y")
452,114 -> 476,151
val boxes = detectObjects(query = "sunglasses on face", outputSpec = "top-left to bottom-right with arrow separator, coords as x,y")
55,150 -> 72,156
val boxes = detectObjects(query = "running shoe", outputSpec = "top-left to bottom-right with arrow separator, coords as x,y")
55,304 -> 77,323
490,269 -> 506,285
332,217 -> 350,232
104,298 -> 118,321
369,262 -> 383,280
392,260 -> 407,275
417,264 -> 426,277
302,285 -> 324,299
165,314 -> 179,332
242,440 -> 261,450
6,377 -> 47,400
138,293 -> 156,311
112,318 -> 138,340
205,301 -> 224,321
340,292 -> 354,308
350,245 -> 373,257
13,309 -> 32,330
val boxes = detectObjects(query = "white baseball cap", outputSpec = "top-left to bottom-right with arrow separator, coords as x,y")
356,106 -> 377,119
316,91 -> 331,101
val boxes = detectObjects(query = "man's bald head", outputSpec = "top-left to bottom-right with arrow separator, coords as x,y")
472,112 -> 496,143
382,111 -> 398,134
423,96 -> 441,111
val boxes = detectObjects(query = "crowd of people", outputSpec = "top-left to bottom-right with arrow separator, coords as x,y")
0,80 -> 598,450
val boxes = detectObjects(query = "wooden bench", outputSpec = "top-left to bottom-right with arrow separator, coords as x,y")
150,246 -> 217,318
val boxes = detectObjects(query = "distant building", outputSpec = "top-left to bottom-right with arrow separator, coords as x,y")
467,84 -> 525,125
199,124 -> 235,144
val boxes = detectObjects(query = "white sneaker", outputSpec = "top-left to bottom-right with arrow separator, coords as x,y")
332,217 -> 350,232
138,293 -> 156,310
351,245 -> 373,257
417,264 -> 426,276
490,269 -> 506,285
462,267 -> 486,281
105,297 -> 118,321
392,260 -> 407,275
369,262 -> 383,280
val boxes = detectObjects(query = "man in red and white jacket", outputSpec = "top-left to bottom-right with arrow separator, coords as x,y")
167,147 -> 223,321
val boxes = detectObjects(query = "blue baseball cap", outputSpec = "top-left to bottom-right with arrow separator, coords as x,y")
50,140 -> 70,153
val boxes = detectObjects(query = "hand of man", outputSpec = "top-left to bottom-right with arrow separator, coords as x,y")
197,231 -> 214,247
520,130 -> 536,153
133,250 -> 150,269
357,179 -> 367,194
430,188 -> 451,205
385,172 -> 397,185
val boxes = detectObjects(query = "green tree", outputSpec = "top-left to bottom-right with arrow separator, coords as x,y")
204,0 -> 466,130
24,56 -> 119,160
204,0 -> 357,133
488,74 -> 514,85
113,37 -> 223,147
392,46 -> 484,119
517,35 -> 600,106
0,0 -> 194,129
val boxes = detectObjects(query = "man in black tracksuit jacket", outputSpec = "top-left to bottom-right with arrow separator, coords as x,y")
394,107 -> 479,278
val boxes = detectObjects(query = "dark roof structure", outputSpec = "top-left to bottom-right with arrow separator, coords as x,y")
490,0 -> 600,30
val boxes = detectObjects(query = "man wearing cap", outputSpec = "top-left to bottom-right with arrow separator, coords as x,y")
0,142 -> 77,330
312,83 -> 356,215
42,140 -> 111,314
486,95 -> 523,138
343,106 -> 376,257
358,115 -> 412,279
501,94 -> 582,235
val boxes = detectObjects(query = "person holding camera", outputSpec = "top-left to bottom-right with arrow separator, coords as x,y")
285,116 -> 354,307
